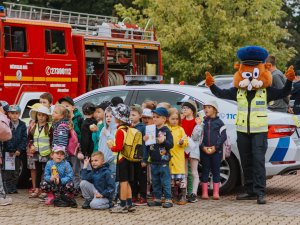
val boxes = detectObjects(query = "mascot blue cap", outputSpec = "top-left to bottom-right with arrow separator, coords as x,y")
237,46 -> 269,66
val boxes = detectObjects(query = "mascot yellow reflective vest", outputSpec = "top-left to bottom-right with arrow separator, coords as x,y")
205,46 -> 295,204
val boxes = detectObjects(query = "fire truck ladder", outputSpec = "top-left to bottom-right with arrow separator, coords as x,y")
3,2 -> 118,33
3,2 -> 155,41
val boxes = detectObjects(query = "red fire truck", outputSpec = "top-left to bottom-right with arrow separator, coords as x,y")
0,2 -> 162,113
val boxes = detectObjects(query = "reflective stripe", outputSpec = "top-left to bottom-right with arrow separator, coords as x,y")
33,126 -> 51,156
236,125 -> 268,133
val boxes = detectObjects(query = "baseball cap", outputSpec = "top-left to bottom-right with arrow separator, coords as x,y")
52,145 -> 66,154
0,101 -> 9,112
130,104 -> 143,115
58,96 -> 74,106
152,107 -> 169,117
142,108 -> 153,118
8,105 -> 21,113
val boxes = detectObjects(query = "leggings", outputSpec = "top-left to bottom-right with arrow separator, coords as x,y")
35,161 -> 46,188
185,158 -> 199,195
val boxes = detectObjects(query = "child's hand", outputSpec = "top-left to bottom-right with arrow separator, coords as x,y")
29,145 -> 36,154
141,162 -> 147,168
83,157 -> 90,168
157,135 -> 166,144
0,158 -> 2,165
89,124 -> 98,132
77,152 -> 84,160
195,117 -> 202,125
178,139 -> 184,145
143,135 -> 149,142
107,140 -> 114,149
55,176 -> 60,185
95,192 -> 103,198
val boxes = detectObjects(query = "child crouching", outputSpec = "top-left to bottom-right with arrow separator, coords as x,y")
80,152 -> 115,210
41,145 -> 76,207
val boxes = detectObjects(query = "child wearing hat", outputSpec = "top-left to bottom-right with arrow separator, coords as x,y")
108,104 -> 135,213
2,105 -> 27,194
181,99 -> 200,203
27,105 -> 52,198
41,145 -> 76,207
200,101 -> 227,200
142,107 -> 174,208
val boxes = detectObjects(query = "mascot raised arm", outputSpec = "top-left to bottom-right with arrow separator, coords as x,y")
205,46 -> 295,204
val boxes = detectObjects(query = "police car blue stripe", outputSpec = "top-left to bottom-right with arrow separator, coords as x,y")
269,137 -> 290,162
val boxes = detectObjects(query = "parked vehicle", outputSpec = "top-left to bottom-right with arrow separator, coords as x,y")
74,83 -> 300,193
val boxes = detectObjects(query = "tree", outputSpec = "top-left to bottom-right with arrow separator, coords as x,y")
116,0 -> 296,84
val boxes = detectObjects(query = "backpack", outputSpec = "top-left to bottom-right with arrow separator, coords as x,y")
58,123 -> 79,157
220,126 -> 231,159
0,114 -> 12,142
119,126 -> 143,162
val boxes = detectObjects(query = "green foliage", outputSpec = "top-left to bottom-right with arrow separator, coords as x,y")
116,0 -> 296,84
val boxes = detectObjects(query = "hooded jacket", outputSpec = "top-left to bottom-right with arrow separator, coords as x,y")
44,159 -> 73,185
81,163 -> 115,201
5,119 -> 27,154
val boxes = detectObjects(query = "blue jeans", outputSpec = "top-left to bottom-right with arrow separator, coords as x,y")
151,164 -> 171,200
200,150 -> 222,183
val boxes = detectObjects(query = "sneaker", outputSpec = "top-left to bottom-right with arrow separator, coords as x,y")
82,199 -> 92,209
147,200 -> 162,207
132,197 -> 139,204
162,200 -> 173,208
127,205 -> 136,212
188,193 -> 198,203
110,205 -> 128,213
0,197 -> 12,206
135,197 -> 147,206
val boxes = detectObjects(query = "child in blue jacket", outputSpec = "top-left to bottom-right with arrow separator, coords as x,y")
200,101 -> 227,200
2,105 -> 27,194
80,152 -> 115,210
41,145 -> 75,206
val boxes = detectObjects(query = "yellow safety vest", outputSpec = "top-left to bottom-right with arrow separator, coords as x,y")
236,88 -> 268,133
33,124 -> 51,157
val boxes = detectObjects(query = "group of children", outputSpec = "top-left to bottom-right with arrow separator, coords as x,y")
0,92 -> 228,212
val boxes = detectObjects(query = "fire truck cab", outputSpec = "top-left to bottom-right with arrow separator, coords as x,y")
0,2 -> 162,118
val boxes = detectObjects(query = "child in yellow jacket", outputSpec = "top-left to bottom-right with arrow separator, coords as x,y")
167,108 -> 188,205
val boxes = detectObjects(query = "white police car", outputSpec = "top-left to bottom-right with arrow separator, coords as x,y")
74,83 -> 300,193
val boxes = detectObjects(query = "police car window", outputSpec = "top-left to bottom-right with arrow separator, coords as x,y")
4,26 -> 27,52
75,90 -> 129,114
135,90 -> 184,109
45,30 -> 66,54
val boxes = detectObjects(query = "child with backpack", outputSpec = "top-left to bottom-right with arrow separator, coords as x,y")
81,102 -> 97,158
108,104 -> 135,213
129,104 -> 147,206
80,151 -> 115,210
181,99 -> 200,203
27,105 -> 52,198
41,145 -> 76,207
200,101 -> 227,200
58,96 -> 83,193
2,105 -> 27,194
51,104 -> 71,149
167,108 -> 188,205
142,107 -> 174,208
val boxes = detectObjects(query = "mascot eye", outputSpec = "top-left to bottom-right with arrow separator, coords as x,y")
242,72 -> 252,79
253,68 -> 260,79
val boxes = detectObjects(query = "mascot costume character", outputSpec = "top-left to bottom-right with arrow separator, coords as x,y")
205,46 -> 295,204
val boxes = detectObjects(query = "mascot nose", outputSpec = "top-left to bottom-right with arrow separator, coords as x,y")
249,77 -> 253,81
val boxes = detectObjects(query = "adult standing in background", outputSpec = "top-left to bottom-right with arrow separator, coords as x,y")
266,55 -> 290,112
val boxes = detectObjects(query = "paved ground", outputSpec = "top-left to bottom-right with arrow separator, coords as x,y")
1,174 -> 300,225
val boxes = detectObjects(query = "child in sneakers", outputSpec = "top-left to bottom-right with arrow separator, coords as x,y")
41,145 -> 75,206
108,104 -> 135,213
167,108 -> 188,205
200,101 -> 227,200
129,104 -> 147,206
81,102 -> 97,157
2,105 -> 27,194
181,99 -> 200,203
142,107 -> 174,208
80,152 -> 115,209
27,105 -> 52,198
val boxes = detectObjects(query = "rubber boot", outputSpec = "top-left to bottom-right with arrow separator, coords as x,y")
201,183 -> 209,200
45,192 -> 55,205
177,188 -> 187,205
213,183 -> 220,200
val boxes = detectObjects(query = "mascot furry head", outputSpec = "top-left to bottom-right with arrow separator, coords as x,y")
205,46 -> 295,88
